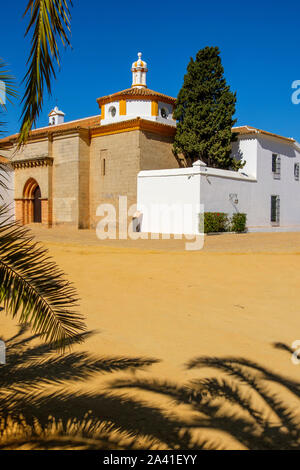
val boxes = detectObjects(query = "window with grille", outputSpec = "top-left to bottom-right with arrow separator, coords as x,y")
271,195 -> 280,224
272,154 -> 281,179
294,162 -> 299,181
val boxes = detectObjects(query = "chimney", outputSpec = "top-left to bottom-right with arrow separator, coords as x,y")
48,106 -> 65,126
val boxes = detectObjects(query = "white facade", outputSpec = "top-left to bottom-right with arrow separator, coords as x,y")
137,165 -> 202,235
137,132 -> 300,234
101,98 -> 176,126
0,163 -> 15,223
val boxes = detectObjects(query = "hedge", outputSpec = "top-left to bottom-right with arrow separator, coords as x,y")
231,213 -> 247,233
200,212 -> 247,233
202,212 -> 229,233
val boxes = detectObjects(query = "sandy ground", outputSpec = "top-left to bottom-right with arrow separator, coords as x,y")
2,226 -> 300,449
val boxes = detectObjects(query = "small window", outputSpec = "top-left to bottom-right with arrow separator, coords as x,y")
101,158 -> 106,176
271,195 -> 280,224
294,163 -> 299,181
109,106 -> 116,118
100,150 -> 107,176
160,107 -> 168,119
272,154 -> 281,179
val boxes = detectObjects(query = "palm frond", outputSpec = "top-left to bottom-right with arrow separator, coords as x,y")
0,58 -> 17,109
0,209 -> 86,348
18,0 -> 72,146
0,168 -> 10,197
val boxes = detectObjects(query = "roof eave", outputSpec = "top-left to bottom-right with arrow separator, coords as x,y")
233,126 -> 295,144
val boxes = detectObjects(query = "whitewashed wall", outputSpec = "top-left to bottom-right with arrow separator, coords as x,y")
137,166 -> 201,234
254,136 -> 300,226
101,99 -> 176,126
199,167 -> 256,225
232,135 -> 258,178
0,164 -> 15,223
137,134 -> 300,234
137,164 -> 255,234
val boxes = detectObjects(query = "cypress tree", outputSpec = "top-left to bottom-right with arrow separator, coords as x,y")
173,46 -> 244,170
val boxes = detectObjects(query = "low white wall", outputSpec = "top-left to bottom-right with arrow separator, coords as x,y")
137,164 -> 256,234
137,167 -> 201,234
200,167 -> 257,225
137,140 -> 300,234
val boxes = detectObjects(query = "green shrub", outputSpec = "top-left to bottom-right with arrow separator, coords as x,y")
202,212 -> 229,233
200,212 -> 247,233
231,213 -> 247,232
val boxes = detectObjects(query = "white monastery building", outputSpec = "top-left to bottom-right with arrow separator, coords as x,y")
138,126 -> 300,234
0,52 -> 299,234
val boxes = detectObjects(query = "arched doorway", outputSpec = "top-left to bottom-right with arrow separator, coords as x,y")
22,178 -> 42,224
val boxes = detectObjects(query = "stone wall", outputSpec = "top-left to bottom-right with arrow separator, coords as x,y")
1,124 -> 178,230
52,133 -> 80,226
139,131 -> 179,170
89,130 -> 140,229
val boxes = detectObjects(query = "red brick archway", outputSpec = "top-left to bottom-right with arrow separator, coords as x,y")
15,178 -> 51,226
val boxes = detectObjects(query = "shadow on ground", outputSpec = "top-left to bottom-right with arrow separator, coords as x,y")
1,326 -> 300,450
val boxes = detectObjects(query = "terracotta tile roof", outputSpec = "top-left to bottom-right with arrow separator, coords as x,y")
233,125 -> 295,143
97,87 -> 176,105
0,115 -> 101,145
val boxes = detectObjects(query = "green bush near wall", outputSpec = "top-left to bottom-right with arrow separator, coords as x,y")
202,212 -> 229,233
200,212 -> 247,233
231,213 -> 247,232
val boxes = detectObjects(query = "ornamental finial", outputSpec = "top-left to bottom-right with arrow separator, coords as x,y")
131,52 -> 148,88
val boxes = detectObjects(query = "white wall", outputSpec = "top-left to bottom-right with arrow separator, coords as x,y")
127,99 -> 151,118
253,136 -> 300,226
137,131 -> 300,234
101,99 -> 176,126
200,167 -> 257,225
137,164 -> 255,234
137,166 -> 201,234
232,135 -> 258,178
0,164 -> 15,223
101,101 -> 120,125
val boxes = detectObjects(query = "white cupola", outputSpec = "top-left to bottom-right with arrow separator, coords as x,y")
131,52 -> 148,88
97,52 -> 176,127
48,106 -> 65,126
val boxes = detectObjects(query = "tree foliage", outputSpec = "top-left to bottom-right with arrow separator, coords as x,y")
18,0 -> 73,146
0,3 -> 86,348
173,46 -> 244,170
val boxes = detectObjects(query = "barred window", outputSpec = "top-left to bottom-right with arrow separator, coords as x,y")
272,154 -> 281,179
294,162 -> 299,181
271,195 -> 280,224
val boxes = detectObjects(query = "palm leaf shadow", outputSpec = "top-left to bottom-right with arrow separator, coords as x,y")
112,343 -> 300,450
0,325 -> 188,450
3,327 -> 299,450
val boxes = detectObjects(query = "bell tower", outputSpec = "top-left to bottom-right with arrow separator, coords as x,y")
48,106 -> 65,126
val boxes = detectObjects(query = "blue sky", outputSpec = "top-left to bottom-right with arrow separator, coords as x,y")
1,0 -> 300,140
